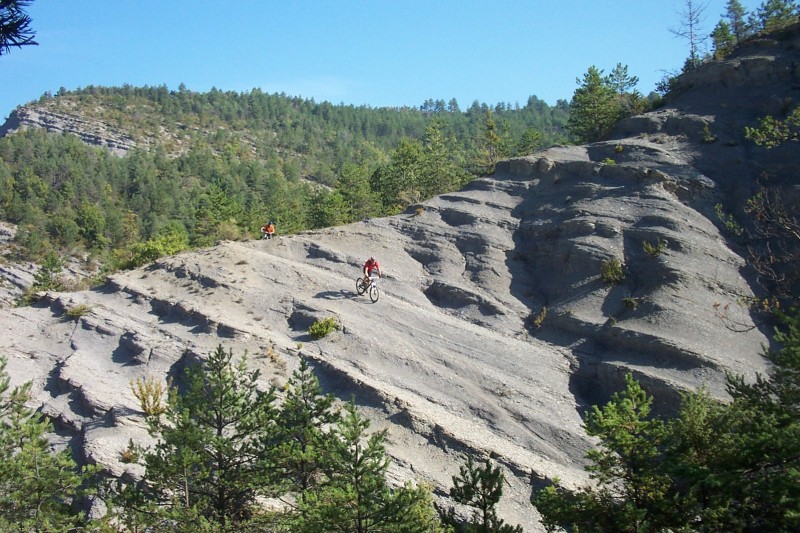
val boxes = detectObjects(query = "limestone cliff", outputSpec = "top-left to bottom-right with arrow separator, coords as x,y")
0,105 -> 139,155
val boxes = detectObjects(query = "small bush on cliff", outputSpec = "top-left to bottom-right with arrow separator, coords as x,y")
65,304 -> 92,319
530,306 -> 547,330
130,375 -> 169,418
642,238 -> 667,256
309,316 -> 339,339
622,296 -> 639,310
601,258 -> 626,284
715,203 -> 744,237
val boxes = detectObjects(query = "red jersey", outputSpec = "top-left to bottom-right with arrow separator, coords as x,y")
364,258 -> 380,275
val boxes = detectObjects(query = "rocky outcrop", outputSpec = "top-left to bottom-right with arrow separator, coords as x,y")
0,106 -> 138,155
0,135 -> 776,528
2,29 -> 800,531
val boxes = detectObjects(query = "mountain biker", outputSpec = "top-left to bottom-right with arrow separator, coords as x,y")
261,221 -> 275,240
363,256 -> 381,285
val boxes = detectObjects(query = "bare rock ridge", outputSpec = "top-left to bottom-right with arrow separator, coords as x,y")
2,27 -> 800,530
0,106 -> 138,155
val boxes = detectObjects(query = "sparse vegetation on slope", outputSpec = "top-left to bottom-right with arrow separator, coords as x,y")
534,309 -> 800,532
0,88 -> 569,273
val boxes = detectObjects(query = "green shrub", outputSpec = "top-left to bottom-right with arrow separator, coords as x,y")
309,316 -> 339,339
601,258 -> 626,284
642,238 -> 667,256
115,226 -> 190,270
622,297 -> 639,310
714,203 -> 743,237
530,306 -> 547,329
602,157 -> 616,165
65,304 -> 92,319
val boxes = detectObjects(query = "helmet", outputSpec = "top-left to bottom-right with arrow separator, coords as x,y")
269,221 -> 274,225
369,256 -> 375,261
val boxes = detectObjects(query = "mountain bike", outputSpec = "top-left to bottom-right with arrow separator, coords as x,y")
356,276 -> 380,302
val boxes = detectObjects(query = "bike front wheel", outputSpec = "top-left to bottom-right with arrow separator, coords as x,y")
369,283 -> 379,303
356,277 -> 367,295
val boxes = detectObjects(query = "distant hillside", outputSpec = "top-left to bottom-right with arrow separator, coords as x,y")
0,87 -> 568,263
2,87 -> 569,167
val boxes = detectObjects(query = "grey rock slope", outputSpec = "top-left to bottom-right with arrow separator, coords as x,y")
3,28 -> 800,531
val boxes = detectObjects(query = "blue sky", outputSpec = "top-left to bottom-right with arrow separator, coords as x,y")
1,0 -> 760,121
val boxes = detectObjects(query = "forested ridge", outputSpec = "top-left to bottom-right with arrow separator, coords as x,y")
0,86 -> 568,270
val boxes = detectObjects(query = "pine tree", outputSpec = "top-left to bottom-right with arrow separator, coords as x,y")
514,127 -> 543,157
605,63 -> 645,117
533,317 -> 800,532
295,401 -> 440,532
567,66 -> 620,143
534,374 -> 671,532
711,20 -> 737,59
19,250 -> 65,305
420,118 -> 466,197
373,138 -> 424,212
193,182 -> 245,244
756,0 -> 799,32
335,163 -> 381,223
0,357 -> 95,530
660,387 -> 735,531
670,0 -> 710,70
713,309 -> 800,530
307,188 -> 350,229
272,358 -> 338,505
445,455 -> 522,533
473,110 -> 506,175
0,0 -> 37,56
115,345 -> 279,530
605,63 -> 640,95
724,0 -> 751,41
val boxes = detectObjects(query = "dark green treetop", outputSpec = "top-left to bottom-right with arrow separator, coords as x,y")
567,66 -> 621,143
114,345 -> 279,531
445,455 -> 522,533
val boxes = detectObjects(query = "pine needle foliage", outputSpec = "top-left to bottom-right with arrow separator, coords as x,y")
294,401 -> 442,532
0,356 -> 97,530
445,455 -> 522,532
114,345 -> 279,531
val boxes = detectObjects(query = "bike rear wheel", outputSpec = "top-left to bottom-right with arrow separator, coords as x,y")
369,283 -> 379,302
356,277 -> 367,295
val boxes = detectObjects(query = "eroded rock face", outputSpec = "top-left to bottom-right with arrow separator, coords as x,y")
0,106 -> 138,155
2,29 -> 800,531
0,145 -> 775,528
